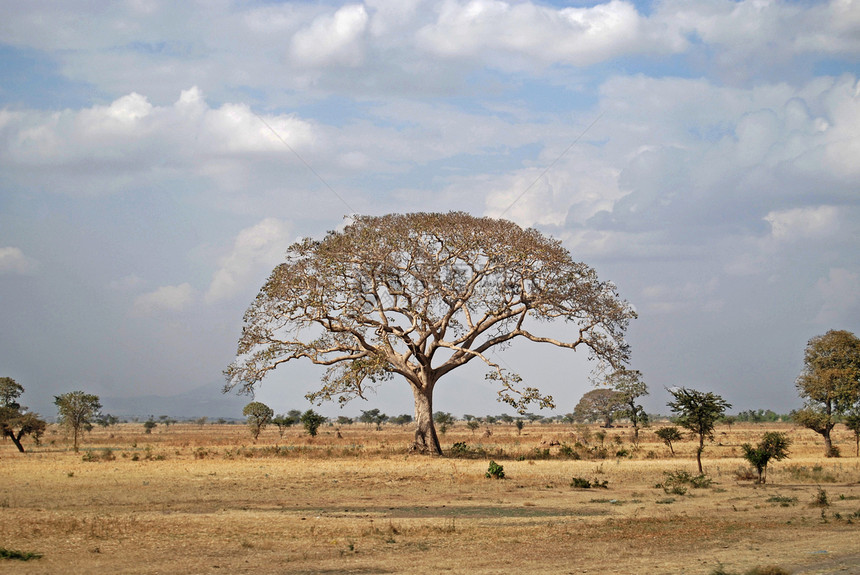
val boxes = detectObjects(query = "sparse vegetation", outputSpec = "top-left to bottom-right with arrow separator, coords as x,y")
1,418 -> 858,574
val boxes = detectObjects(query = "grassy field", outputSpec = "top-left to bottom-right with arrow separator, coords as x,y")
1,421 -> 859,574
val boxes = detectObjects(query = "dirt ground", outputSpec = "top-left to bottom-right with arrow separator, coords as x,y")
1,422 -> 859,574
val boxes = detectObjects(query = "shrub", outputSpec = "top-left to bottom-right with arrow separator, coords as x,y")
741,432 -> 791,483
570,477 -> 608,489
0,547 -> 42,561
656,469 -> 711,494
766,495 -> 797,507
733,466 -> 759,481
82,448 -> 115,462
812,488 -> 829,507
485,461 -> 505,479
450,442 -> 469,457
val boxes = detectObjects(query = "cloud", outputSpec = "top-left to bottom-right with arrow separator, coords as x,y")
0,87 -> 318,198
764,206 -> 840,242
205,218 -> 293,304
290,4 -> 369,68
815,268 -> 860,326
132,283 -> 196,316
0,247 -> 39,275
416,0 -> 680,68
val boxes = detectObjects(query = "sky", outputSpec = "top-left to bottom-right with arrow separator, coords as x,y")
1,0 -> 858,421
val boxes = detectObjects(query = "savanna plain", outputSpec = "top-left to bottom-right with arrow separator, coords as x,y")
2,421 -> 860,575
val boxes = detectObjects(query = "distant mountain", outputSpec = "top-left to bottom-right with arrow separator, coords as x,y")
99,383 -> 247,419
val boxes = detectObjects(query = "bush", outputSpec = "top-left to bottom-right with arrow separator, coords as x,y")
0,547 -> 42,561
812,488 -> 829,507
485,461 -> 505,479
570,477 -> 608,489
656,469 -> 712,494
82,448 -> 116,462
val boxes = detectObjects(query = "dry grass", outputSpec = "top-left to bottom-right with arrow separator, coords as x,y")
1,421 -> 859,574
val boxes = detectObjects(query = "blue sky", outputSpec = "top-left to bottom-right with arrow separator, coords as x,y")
1,0 -> 858,420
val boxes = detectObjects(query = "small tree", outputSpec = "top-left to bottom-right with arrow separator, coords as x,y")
95,413 -> 119,427
300,409 -> 326,437
243,401 -> 274,440
434,412 -> 454,434
607,368 -> 649,446
573,389 -> 624,427
143,418 -> 157,434
54,391 -> 101,453
655,426 -> 682,456
359,408 -> 388,430
742,431 -> 791,484
795,330 -> 860,457
666,387 -> 731,474
389,414 -> 413,426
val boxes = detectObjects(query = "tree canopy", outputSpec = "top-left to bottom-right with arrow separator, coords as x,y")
243,401 -> 274,440
573,388 -> 624,427
0,377 -> 46,453
794,329 -> 860,457
226,212 -> 636,454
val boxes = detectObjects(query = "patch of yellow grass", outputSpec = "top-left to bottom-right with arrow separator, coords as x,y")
1,422 -> 859,574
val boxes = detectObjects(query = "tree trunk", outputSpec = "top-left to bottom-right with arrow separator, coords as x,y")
696,435 -> 704,474
411,384 -> 442,455
823,427 -> 834,457
7,432 -> 25,453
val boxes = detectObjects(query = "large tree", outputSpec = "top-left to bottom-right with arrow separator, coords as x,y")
573,388 -> 625,427
0,377 -> 46,453
666,387 -> 731,474
54,391 -> 102,453
225,213 -> 636,454
794,330 -> 860,457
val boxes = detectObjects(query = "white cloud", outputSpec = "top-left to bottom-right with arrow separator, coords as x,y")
764,206 -> 840,242
132,283 -> 196,316
416,0 -> 679,68
815,268 -> 860,326
205,218 -> 293,304
290,4 -> 369,68
0,247 -> 39,275
0,87 -> 319,197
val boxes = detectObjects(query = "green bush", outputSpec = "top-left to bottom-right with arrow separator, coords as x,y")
656,469 -> 712,494
570,477 -> 608,489
0,547 -> 42,561
485,460 -> 505,479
